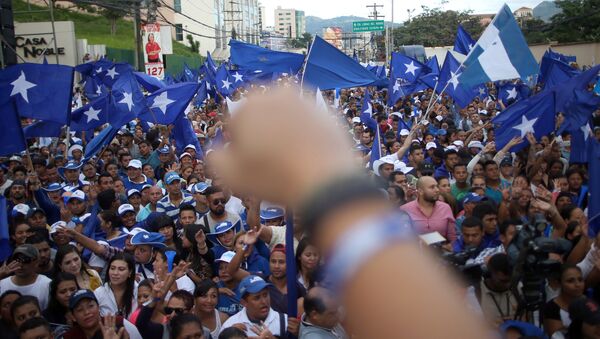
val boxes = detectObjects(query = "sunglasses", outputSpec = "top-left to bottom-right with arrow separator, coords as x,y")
212,199 -> 226,206
13,256 -> 33,264
164,307 -> 186,315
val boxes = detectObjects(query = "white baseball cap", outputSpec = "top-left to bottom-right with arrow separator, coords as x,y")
399,129 -> 410,136
467,141 -> 484,149
127,159 -> 142,169
425,142 -> 437,150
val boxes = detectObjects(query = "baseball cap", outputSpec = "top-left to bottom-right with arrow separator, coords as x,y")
425,142 -> 437,151
141,184 -> 152,192
452,140 -> 464,148
127,159 -> 142,169
190,182 -> 210,194
500,157 -> 513,167
216,251 -> 236,264
130,231 -> 166,248
184,144 -> 197,152
157,146 -> 170,154
13,244 -> 39,260
351,117 -> 361,124
43,183 -> 65,192
463,193 -> 485,205
9,155 -> 22,163
118,204 -> 135,216
467,141 -> 484,149
12,204 -> 30,217
165,172 -> 182,185
66,190 -> 86,203
399,129 -> 410,136
260,207 -> 285,220
179,152 -> 193,160
271,244 -> 286,255
69,290 -> 98,310
127,189 -> 141,198
238,275 -> 272,298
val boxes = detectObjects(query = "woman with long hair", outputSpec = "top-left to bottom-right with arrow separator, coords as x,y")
181,223 -> 214,283
194,280 -> 229,338
43,272 -> 78,326
150,214 -> 182,252
98,210 -> 128,249
295,237 -> 320,290
54,244 -> 102,291
93,253 -> 138,318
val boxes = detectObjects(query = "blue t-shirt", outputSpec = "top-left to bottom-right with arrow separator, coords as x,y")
216,280 -> 242,316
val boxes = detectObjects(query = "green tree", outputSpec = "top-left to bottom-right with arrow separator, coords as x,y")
392,6 -> 484,47
522,18 -> 550,44
546,0 -> 600,42
186,34 -> 200,53
97,0 -> 129,36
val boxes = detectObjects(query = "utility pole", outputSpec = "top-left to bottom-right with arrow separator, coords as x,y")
224,0 -> 242,41
133,0 -> 143,71
390,0 -> 394,54
366,3 -> 385,66
147,0 -> 158,23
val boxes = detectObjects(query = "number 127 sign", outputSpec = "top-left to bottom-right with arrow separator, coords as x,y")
145,63 -> 164,79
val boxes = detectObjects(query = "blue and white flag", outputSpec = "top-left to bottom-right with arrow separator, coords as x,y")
458,4 -> 538,88
0,63 -> 74,124
359,90 -> 377,131
134,71 -> 166,93
112,72 -> 147,126
454,25 -> 476,56
70,94 -> 112,131
438,51 -> 477,108
24,120 -> 63,138
215,64 -> 236,97
172,115 -> 203,159
139,83 -> 199,125
390,53 -> 428,83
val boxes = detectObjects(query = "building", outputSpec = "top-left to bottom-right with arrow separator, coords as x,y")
260,30 -> 287,51
533,1 -> 562,22
274,7 -> 305,39
513,7 -> 533,19
258,5 -> 266,31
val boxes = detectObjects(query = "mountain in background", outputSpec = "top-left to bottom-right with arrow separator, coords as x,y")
305,15 -> 401,36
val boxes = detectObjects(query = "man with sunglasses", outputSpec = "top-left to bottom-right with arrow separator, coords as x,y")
198,186 -> 242,234
0,244 -> 51,310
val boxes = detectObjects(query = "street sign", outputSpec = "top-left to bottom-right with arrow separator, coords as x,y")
352,20 -> 385,33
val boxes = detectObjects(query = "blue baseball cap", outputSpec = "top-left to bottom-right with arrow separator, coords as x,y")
69,289 -> 98,310
42,182 -> 64,192
238,275 -> 272,298
157,146 -> 171,154
130,231 -> 166,248
463,193 -> 485,205
191,182 -> 210,194
165,172 -> 182,185
260,207 -> 285,220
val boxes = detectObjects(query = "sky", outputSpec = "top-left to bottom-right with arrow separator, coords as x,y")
260,0 -> 544,26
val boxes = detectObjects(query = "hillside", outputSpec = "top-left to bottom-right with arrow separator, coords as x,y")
306,15 -> 401,36
12,0 -> 197,57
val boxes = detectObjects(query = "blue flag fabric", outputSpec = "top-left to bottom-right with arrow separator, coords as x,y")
498,82 -> 524,106
570,125 -> 592,163
588,138 -> 600,237
285,212 -> 298,317
182,64 -> 198,83
111,72 -> 147,126
539,52 -> 579,88
493,90 -> 555,152
370,126 -> 382,169
82,76 -> 107,100
194,81 -> 208,107
454,25 -> 476,55
229,39 -> 304,74
24,120 -> 63,138
134,72 -> 166,92
474,84 -> 489,100
139,83 -> 199,125
359,90 -> 377,131
390,53 -> 429,83
172,115 -> 203,159
70,94 -> 112,131
92,60 -> 134,88
555,65 -> 600,132
0,197 -> 11,262
205,51 -> 219,74
0,63 -> 74,124
84,126 -> 119,159
438,51 -> 477,108
416,56 -> 440,91
0,101 -> 27,156
458,5 -> 539,88
303,36 -> 379,90
215,64 -> 236,97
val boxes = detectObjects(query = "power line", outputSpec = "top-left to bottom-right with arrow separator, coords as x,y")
157,11 -> 217,39
158,0 -> 216,31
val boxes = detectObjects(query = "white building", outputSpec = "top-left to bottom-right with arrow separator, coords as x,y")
274,7 -> 305,39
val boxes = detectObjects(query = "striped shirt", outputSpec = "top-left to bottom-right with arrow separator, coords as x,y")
156,191 -> 196,220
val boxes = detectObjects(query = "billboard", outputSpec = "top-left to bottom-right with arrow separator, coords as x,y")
141,23 -> 164,79
322,27 -> 343,50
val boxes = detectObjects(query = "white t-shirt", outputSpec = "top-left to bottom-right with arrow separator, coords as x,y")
0,275 -> 51,310
225,196 -> 245,215
221,307 -> 287,337
123,319 -> 142,339
94,282 -> 138,318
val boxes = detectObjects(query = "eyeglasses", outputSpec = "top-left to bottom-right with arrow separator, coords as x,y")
164,307 -> 187,315
211,199 -> 226,206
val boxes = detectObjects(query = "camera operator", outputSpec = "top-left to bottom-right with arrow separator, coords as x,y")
452,217 -> 487,255
480,253 -> 519,327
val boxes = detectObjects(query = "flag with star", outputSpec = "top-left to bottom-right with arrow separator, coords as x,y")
415,56 -> 440,92
134,71 -> 165,93
390,52 -> 429,83
555,64 -> 600,133
492,90 -> 555,152
437,51 -> 477,108
359,90 -> 377,131
92,59 -> 133,88
498,82 -> 523,106
82,76 -> 107,100
138,82 -> 199,125
70,94 -> 111,131
570,124 -> 593,163
453,25 -> 476,56
474,85 -> 489,100
0,63 -> 74,124
112,72 -> 147,125
215,64 -> 236,97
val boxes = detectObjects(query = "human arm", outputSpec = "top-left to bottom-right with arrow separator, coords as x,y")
493,136 -> 522,165
225,231 -> 253,280
530,199 -> 566,238
56,227 -> 119,259
394,123 -> 420,160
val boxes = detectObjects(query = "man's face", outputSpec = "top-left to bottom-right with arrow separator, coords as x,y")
446,154 -> 459,169
120,155 -> 132,168
127,167 -> 142,180
485,164 -> 500,181
391,173 -> 407,188
482,214 -> 498,235
166,180 -> 181,195
269,252 -> 286,279
462,226 -> 483,248
490,271 -> 512,292
134,245 -> 153,264
379,163 -> 394,180
13,303 -> 41,329
99,176 -> 114,191
419,178 -> 439,203
14,255 -> 38,277
10,185 -> 25,200
165,297 -> 191,322
453,166 -> 468,184
83,165 -> 96,179
360,132 -> 372,146
472,178 -> 486,189
67,199 -> 86,216
64,169 -> 79,183
159,153 -> 170,163
242,289 -> 271,321
149,187 -> 163,204
33,242 -> 51,268
208,192 -> 226,216
28,213 -> 47,229
179,210 -> 196,226
500,164 -> 513,178
409,149 -> 425,165
310,296 -> 341,330
139,143 -> 151,156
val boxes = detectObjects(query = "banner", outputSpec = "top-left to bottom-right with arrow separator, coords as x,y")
142,23 -> 164,79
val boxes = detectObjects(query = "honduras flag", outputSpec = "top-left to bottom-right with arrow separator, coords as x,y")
438,51 -> 477,108
0,99 -> 27,156
0,197 -> 11,261
139,83 -> 199,125
570,124 -> 593,164
453,25 -> 476,56
215,64 -> 236,97
458,4 -> 538,88
0,63 -> 74,124
172,115 -> 203,159
70,94 -> 112,131
24,120 -> 63,138
390,53 -> 428,83
82,76 -> 107,100
498,82 -> 523,106
112,72 -> 147,126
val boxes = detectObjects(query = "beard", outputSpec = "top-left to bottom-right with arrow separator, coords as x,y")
211,206 -> 225,216
422,193 -> 439,203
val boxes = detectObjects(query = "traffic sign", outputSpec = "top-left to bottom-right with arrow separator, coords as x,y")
352,20 -> 385,32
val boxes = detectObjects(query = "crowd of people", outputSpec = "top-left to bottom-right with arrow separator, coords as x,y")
0,57 -> 599,339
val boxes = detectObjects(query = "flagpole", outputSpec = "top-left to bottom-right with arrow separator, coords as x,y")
299,36 -> 317,93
